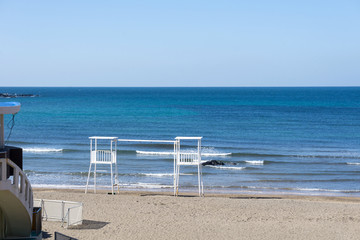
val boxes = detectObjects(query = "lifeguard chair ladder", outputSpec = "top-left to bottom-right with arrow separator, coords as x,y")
85,136 -> 118,194
174,137 -> 204,197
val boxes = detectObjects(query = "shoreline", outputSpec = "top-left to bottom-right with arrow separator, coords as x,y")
31,184 -> 360,198
34,188 -> 360,240
33,187 -> 360,202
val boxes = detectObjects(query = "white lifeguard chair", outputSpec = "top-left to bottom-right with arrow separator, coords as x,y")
174,137 -> 204,197
85,136 -> 118,194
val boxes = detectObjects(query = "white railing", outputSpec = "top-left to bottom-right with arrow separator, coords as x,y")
33,199 -> 83,228
178,152 -> 200,165
91,150 -> 115,164
0,158 -> 33,219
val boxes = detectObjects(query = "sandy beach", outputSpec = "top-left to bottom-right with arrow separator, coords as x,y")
33,189 -> 360,240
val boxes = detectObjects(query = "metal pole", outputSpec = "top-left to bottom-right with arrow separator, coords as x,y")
114,139 -> 119,187
0,114 -> 4,149
94,139 -> 97,193
110,160 -> 114,195
173,141 -> 176,196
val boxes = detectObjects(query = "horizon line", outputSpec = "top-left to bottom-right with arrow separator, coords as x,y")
1,86 -> 360,88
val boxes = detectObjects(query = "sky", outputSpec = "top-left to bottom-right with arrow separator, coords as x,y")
0,0 -> 359,87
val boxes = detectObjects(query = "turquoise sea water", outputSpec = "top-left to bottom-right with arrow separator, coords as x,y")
1,87 -> 360,196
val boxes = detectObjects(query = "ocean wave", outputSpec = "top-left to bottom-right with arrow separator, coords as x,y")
224,185 -> 360,194
232,152 -> 286,158
346,162 -> 360,165
208,166 -> 246,170
140,173 -> 173,177
25,170 -> 196,178
247,179 -> 357,183
203,153 -> 232,156
136,150 -> 231,156
120,142 -> 175,149
25,170 -> 97,177
201,147 -> 232,156
23,148 -> 63,153
232,152 -> 360,159
136,151 -> 174,155
293,188 -> 360,193
238,160 -> 354,166
245,160 -> 264,165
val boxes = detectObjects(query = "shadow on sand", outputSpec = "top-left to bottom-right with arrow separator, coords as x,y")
42,231 -> 52,239
70,220 -> 109,230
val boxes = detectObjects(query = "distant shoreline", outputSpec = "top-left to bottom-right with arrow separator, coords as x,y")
1,86 -> 360,88
0,93 -> 38,98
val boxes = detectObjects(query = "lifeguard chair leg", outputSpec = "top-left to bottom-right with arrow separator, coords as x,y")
110,163 -> 114,195
197,164 -> 201,196
94,163 -> 97,193
85,163 -> 92,193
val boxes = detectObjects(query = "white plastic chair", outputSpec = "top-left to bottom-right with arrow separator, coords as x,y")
174,137 -> 204,196
85,137 -> 118,194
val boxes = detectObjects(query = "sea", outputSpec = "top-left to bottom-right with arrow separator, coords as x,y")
1,87 -> 360,196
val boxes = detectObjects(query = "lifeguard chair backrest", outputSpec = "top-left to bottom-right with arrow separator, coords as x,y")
89,137 -> 117,164
90,150 -> 116,164
175,137 -> 202,165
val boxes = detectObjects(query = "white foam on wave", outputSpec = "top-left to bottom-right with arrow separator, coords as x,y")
346,162 -> 360,165
208,166 -> 246,170
294,187 -> 360,193
142,173 -> 173,177
136,151 -> 174,155
239,186 -> 360,194
136,150 -> 231,156
23,148 -> 63,153
245,160 -> 264,165
203,153 -> 232,156
201,147 -> 232,156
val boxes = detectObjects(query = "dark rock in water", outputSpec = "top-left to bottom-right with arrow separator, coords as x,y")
202,160 -> 225,166
0,93 -> 39,98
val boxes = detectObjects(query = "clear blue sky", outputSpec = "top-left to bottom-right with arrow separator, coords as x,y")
0,0 -> 359,87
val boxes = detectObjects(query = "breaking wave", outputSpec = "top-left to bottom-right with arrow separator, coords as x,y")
208,166 -> 246,170
245,160 -> 264,165
23,148 -> 63,153
136,150 -> 231,156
